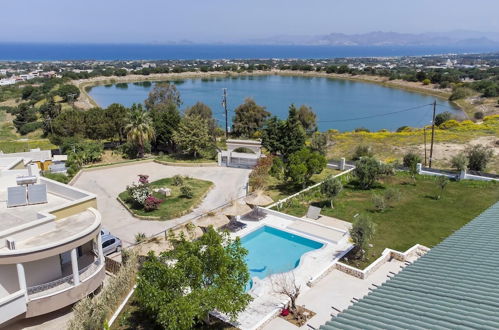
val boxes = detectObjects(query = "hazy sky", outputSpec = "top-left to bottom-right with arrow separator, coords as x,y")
1,0 -> 499,43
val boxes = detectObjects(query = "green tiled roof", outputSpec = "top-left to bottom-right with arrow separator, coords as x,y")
321,202 -> 499,330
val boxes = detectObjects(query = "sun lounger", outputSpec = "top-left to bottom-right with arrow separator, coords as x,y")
221,220 -> 247,232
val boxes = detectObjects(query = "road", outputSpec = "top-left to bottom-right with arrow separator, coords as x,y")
72,161 -> 251,246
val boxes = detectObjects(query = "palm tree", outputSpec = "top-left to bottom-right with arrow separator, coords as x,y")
125,109 -> 155,158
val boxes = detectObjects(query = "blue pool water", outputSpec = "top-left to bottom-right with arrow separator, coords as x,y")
241,226 -> 324,285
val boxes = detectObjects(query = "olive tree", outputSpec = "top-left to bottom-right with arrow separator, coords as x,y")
354,157 -> 381,189
349,214 -> 376,260
321,176 -> 343,208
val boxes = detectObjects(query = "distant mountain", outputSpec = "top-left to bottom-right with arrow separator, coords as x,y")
245,31 -> 499,46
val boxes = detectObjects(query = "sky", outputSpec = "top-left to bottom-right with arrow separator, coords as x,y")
1,0 -> 499,44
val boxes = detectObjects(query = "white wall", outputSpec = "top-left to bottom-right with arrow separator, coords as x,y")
24,255 -> 62,287
0,264 -> 20,297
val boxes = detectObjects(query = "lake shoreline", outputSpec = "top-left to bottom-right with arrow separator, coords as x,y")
74,70 -> 471,119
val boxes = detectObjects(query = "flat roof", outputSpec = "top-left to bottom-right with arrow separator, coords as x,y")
320,202 -> 499,329
0,210 -> 97,252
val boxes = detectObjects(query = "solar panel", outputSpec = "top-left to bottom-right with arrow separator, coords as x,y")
27,184 -> 48,205
306,205 -> 322,220
7,186 -> 27,208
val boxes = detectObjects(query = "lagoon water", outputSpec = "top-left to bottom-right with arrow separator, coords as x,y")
88,75 -> 461,132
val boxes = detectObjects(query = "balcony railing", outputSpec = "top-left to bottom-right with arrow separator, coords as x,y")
27,258 -> 102,299
27,274 -> 74,298
79,259 -> 101,282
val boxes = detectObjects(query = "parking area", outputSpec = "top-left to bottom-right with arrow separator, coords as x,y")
72,161 -> 251,246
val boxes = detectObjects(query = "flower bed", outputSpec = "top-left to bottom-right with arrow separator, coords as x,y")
118,175 -> 213,220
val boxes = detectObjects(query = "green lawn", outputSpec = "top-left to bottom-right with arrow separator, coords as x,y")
274,172 -> 499,268
265,168 -> 341,202
118,177 -> 213,220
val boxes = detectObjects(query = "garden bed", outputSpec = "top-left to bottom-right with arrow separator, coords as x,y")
274,172 -> 499,268
118,177 -> 213,220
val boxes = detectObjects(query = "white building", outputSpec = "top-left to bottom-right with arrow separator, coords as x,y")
0,157 -> 105,326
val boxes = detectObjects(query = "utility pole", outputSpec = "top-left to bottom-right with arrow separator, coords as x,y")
423,126 -> 427,166
429,100 -> 436,168
222,88 -> 228,138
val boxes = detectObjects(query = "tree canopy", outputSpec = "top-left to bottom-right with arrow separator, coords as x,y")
185,101 -> 217,133
286,148 -> 326,187
232,98 -> 270,137
144,82 -> 182,110
136,227 -> 252,329
296,104 -> 317,135
173,115 -> 212,158
150,102 -> 181,152
125,109 -> 155,158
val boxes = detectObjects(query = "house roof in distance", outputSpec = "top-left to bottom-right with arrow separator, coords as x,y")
320,202 -> 499,330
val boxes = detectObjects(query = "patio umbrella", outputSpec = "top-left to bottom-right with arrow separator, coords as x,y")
222,202 -> 252,217
194,214 -> 230,229
245,191 -> 274,206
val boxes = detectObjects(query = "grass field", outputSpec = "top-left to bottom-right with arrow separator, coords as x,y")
274,172 -> 499,268
264,167 -> 341,202
327,115 -> 499,172
119,177 -> 213,220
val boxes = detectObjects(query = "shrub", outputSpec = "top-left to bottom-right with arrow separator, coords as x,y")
434,111 -> 452,126
354,127 -> 370,133
474,111 -> 484,120
144,195 -> 163,211
67,250 -> 138,330
422,78 -> 431,85
384,187 -> 401,207
439,119 -> 461,130
180,185 -> 193,198
372,193 -> 386,212
352,144 -> 373,160
396,125 -> 411,132
172,174 -> 184,186
138,174 -> 149,185
449,86 -> 473,101
379,163 -> 395,176
354,157 -> 381,189
135,232 -> 147,243
126,183 -> 150,206
465,144 -> 494,171
403,151 -> 421,169
450,152 -> 468,171
269,157 -> 285,180
19,121 -> 43,135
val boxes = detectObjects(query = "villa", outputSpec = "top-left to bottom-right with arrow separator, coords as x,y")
0,155 -> 105,325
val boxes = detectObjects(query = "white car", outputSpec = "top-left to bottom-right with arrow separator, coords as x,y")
101,232 -> 122,256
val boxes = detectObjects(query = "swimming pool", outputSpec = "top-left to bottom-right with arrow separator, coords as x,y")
241,226 -> 324,285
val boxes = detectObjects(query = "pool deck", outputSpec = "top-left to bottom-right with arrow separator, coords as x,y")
262,258 -> 407,330
222,213 -> 353,330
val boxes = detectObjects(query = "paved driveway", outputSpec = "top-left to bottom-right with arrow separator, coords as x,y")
72,162 -> 250,246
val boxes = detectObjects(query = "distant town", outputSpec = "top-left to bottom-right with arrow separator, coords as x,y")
1,51 -> 499,86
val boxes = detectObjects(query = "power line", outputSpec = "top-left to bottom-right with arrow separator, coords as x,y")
317,103 -> 433,123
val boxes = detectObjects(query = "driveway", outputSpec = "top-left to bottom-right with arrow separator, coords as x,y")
72,161 -> 251,246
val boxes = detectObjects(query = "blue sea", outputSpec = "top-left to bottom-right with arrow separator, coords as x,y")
1,43 -> 498,61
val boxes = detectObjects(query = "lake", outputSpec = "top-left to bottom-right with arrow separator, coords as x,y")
87,75 -> 462,132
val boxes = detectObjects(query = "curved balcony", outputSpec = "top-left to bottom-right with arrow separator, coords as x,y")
25,259 -> 105,318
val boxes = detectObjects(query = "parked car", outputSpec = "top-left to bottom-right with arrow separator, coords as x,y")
101,233 -> 122,256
